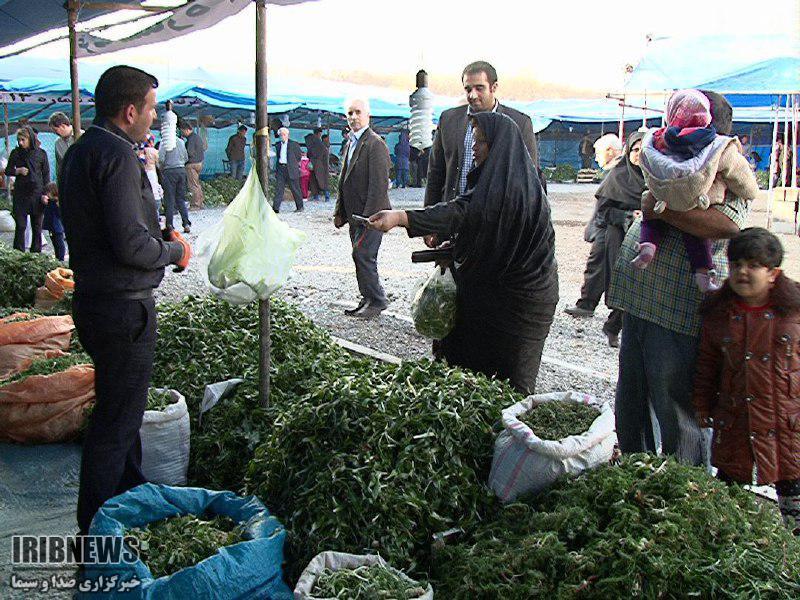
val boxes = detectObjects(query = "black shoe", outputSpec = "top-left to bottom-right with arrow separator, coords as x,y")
564,305 -> 595,318
345,298 -> 369,316
357,303 -> 387,319
606,332 -> 620,348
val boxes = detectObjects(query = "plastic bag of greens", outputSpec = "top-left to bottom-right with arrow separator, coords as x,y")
195,168 -> 306,305
411,266 -> 456,340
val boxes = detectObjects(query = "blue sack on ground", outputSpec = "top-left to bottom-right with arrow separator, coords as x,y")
81,483 -> 292,599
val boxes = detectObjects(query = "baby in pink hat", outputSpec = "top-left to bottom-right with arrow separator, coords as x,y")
633,89 -> 759,292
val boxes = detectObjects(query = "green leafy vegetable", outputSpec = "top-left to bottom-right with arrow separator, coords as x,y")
520,401 -> 600,440
128,514 -> 246,578
146,388 -> 177,412
432,454 -> 800,599
311,564 -> 427,599
0,246 -> 62,308
411,268 -> 456,340
3,352 -> 91,385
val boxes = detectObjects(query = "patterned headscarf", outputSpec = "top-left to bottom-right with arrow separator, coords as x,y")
666,89 -> 711,129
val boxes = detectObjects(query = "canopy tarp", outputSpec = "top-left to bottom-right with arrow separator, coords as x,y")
0,0 -> 141,49
694,57 -> 800,107
623,34 -> 799,97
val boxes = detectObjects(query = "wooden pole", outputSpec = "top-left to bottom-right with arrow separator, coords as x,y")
68,0 -> 82,140
255,0 -> 271,407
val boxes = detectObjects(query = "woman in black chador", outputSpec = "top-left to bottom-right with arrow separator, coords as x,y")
369,111 -> 558,393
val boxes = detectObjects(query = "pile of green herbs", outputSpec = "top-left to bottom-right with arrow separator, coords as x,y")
128,514 -> 246,578
207,177 -> 245,204
431,454 -> 800,599
543,164 -> 577,183
198,181 -> 226,207
0,193 -> 11,212
520,401 -> 600,440
0,246 -> 62,307
155,298 -> 519,580
3,352 -> 91,385
311,565 -> 427,599
152,296 -> 358,492
247,359 -> 517,579
146,388 -> 176,412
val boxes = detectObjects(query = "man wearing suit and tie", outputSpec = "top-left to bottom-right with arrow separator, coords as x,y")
423,60 -> 542,246
273,127 -> 304,213
334,98 -> 391,319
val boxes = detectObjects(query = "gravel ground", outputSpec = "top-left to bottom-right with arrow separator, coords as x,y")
4,184 -> 796,404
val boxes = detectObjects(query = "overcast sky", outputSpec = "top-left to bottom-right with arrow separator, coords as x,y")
24,0 -> 800,98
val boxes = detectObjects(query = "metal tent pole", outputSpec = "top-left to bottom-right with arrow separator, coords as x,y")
255,0 -> 271,407
68,0 -> 83,140
766,97 -> 780,230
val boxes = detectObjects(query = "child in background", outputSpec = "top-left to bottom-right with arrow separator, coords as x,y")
633,89 -> 760,291
42,182 -> 66,261
693,228 -> 800,535
299,150 -> 311,200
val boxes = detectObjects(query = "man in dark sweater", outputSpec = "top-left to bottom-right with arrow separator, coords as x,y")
226,125 -> 248,180
59,65 -> 191,535
181,120 -> 205,210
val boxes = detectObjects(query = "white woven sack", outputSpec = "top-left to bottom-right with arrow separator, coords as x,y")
294,551 -> 433,599
140,388 -> 190,485
488,390 -> 616,502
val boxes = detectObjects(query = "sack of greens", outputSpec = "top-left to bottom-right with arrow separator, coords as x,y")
294,551 -> 432,600
411,266 -> 456,340
140,388 -> 190,486
488,391 -> 616,502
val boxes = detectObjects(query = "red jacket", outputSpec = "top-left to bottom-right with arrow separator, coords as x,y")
693,273 -> 800,484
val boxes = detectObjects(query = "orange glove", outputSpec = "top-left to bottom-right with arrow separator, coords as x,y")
169,229 -> 192,272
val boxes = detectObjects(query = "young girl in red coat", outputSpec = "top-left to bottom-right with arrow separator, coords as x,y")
693,227 -> 800,534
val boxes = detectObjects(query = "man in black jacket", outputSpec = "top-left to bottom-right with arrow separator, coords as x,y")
273,127 -> 304,213
334,98 -> 391,318
425,61 -> 541,211
59,65 -> 191,535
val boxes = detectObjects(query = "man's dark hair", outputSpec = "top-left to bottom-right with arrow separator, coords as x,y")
313,127 -> 323,135
462,61 -> 498,85
94,66 -> 158,120
728,227 -> 783,268
321,134 -> 329,140
178,119 -> 192,131
238,125 -> 247,132
48,112 -> 71,128
699,90 -> 733,135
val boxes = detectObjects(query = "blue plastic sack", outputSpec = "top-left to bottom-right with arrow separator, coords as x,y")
81,483 -> 292,599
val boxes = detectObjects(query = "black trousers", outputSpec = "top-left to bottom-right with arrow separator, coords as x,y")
13,200 -> 44,253
602,224 -> 626,337
74,295 -> 157,534
349,222 -> 387,308
273,164 -> 303,212
577,227 -> 607,311
162,168 -> 190,230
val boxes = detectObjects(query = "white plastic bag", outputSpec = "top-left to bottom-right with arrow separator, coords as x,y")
488,391 -> 616,502
140,388 -> 190,485
294,551 -> 433,599
195,168 -> 306,305
411,266 -> 456,340
0,210 -> 14,233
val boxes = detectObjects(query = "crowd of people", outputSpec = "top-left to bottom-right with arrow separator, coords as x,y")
1,58 -> 797,538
